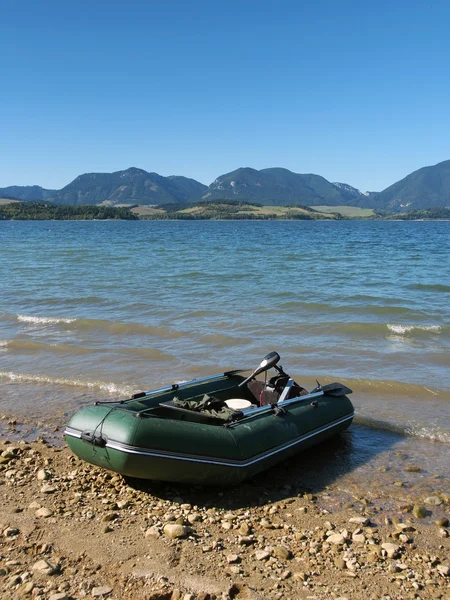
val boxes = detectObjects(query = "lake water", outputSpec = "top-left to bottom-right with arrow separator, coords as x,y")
1,220 -> 449,494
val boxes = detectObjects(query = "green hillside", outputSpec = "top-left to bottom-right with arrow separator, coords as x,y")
51,168 -> 208,206
202,167 -> 362,206
314,205 -> 375,217
358,160 -> 450,212
133,200 -> 341,220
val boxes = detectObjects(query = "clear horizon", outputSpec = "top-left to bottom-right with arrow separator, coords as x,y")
1,0 -> 449,192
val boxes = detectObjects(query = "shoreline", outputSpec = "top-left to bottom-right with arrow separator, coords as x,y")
1,437 -> 449,599
2,217 -> 450,222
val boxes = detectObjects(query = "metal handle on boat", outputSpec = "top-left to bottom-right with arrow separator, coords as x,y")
80,431 -> 107,447
278,378 -> 294,403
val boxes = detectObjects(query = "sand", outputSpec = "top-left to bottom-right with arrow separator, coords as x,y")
1,438 -> 450,600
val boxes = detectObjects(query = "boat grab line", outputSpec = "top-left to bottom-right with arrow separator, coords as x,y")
65,413 -> 354,468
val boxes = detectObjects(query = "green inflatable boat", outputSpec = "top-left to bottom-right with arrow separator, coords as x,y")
65,352 -> 354,485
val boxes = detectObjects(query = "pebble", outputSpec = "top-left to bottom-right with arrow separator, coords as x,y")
437,565 -> 450,577
102,512 -> 118,522
49,594 -> 68,600
424,495 -> 443,506
117,499 -> 130,509
145,525 -> 160,538
255,550 -> 270,561
238,535 -> 254,545
327,533 -> 346,545
91,586 -> 113,597
163,523 -> 192,539
41,483 -> 57,493
349,517 -> 370,526
272,545 -> 291,560
352,532 -> 366,543
32,559 -> 55,575
413,505 -> 428,518
37,469 -> 51,481
1,449 -> 16,459
226,554 -> 240,564
187,513 -> 201,524
381,543 -> 400,558
22,582 -> 35,594
260,518 -> 273,528
35,507 -> 54,517
239,522 -> 251,535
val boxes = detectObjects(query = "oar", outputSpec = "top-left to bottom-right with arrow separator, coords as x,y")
312,382 -> 353,397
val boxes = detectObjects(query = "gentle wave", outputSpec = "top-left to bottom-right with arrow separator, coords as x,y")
201,333 -> 252,347
7,313 -> 449,341
1,339 -> 177,361
20,296 -> 110,307
355,415 -> 450,444
17,314 -> 76,325
0,339 -> 92,355
344,376 -> 449,398
14,313 -> 184,338
75,319 -> 185,338
387,324 -> 442,335
0,370 -> 134,396
111,347 -> 176,361
275,301 -> 422,317
310,321 -> 446,339
407,283 -> 450,293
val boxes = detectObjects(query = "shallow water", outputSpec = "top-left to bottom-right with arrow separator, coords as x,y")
1,220 -> 449,489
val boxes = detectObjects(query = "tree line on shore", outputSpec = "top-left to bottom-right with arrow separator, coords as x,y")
1,200 -> 449,221
0,202 -> 139,220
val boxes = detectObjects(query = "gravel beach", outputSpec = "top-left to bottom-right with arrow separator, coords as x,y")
1,436 -> 450,600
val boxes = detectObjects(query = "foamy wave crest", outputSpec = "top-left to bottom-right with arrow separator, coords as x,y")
0,370 -> 134,396
17,314 -> 76,325
404,424 -> 450,443
387,324 -> 442,335
355,415 -> 450,444
14,314 -> 184,338
2,339 -> 92,355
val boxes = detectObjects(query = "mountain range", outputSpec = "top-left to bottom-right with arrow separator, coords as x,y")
1,160 -> 449,212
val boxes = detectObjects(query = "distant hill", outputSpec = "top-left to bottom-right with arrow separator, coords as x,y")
1,159 -> 449,211
50,168 -> 208,206
0,185 -> 56,201
202,167 -> 364,206
358,160 -> 450,211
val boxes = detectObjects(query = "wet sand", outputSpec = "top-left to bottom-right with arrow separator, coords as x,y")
1,434 -> 450,600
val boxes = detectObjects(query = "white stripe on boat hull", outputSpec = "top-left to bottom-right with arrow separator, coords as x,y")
65,412 -> 353,469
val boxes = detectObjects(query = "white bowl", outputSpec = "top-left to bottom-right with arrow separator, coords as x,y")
225,398 -> 252,410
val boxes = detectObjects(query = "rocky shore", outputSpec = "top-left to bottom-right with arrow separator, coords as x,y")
1,438 -> 449,600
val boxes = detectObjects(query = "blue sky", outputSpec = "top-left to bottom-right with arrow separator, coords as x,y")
1,0 -> 449,192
